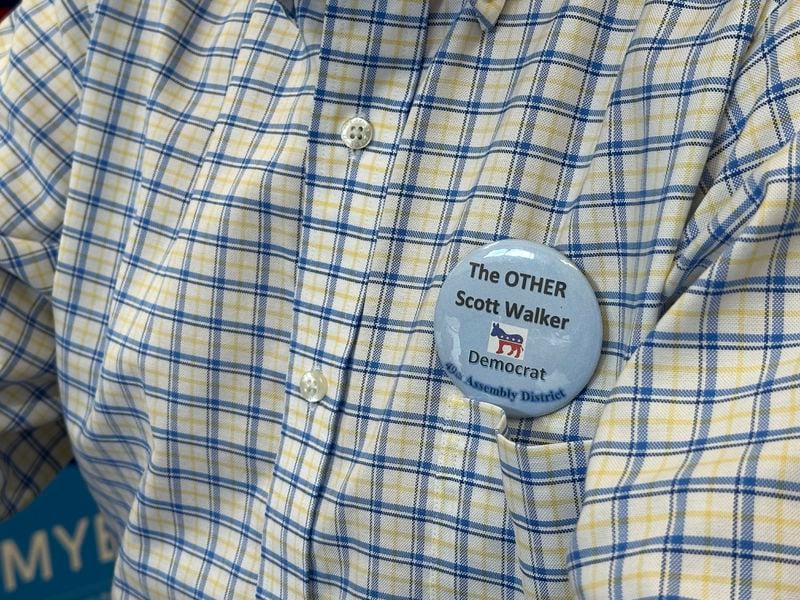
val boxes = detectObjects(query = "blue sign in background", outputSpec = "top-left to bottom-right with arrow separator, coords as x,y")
0,462 -> 117,599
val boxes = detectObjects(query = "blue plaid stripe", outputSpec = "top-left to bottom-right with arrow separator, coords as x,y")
2,0 -> 800,597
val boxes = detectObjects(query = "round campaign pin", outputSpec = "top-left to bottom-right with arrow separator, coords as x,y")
434,239 -> 602,418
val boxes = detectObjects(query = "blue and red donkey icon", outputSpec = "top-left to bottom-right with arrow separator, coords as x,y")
490,322 -> 526,359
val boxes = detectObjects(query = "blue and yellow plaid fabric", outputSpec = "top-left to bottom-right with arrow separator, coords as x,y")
2,0 -> 800,597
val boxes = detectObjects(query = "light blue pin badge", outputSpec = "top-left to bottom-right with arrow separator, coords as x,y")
434,239 -> 603,418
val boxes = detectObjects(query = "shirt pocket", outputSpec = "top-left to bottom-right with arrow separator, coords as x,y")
441,394 -> 590,599
497,425 -> 591,599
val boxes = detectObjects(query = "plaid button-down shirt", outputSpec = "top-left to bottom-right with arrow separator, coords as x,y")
2,0 -> 799,597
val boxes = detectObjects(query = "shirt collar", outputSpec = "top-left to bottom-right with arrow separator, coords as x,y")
469,0 -> 506,31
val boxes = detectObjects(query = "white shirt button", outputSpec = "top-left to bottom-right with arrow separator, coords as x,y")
299,369 -> 327,403
341,116 -> 373,150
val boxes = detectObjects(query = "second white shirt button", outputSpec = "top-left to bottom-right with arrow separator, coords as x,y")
299,369 -> 327,403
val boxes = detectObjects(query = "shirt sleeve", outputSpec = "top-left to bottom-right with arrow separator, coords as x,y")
572,2 -> 800,596
0,0 -> 91,521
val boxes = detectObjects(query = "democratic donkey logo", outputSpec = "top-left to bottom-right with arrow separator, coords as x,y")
488,322 -> 527,360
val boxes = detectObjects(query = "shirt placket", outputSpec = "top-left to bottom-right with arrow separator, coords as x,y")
260,2 -> 430,597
